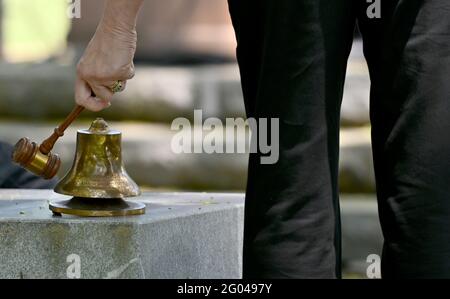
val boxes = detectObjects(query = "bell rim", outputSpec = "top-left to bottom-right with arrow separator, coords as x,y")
53,186 -> 141,199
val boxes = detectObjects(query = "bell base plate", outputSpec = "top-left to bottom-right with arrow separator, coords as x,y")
49,197 -> 146,217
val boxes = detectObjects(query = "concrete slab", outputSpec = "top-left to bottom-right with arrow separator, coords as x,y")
0,190 -> 382,278
0,189 -> 244,279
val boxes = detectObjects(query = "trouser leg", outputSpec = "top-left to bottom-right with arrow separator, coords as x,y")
228,0 -> 355,278
359,0 -> 450,278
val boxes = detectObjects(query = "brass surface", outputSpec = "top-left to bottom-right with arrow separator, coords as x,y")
27,150 -> 49,175
49,197 -> 145,217
54,118 -> 141,199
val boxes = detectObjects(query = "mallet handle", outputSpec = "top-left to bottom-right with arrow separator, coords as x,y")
39,105 -> 85,155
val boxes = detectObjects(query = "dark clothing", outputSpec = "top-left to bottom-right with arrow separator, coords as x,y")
228,0 -> 450,278
0,142 -> 57,189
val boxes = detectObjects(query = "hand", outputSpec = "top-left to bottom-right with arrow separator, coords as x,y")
75,23 -> 137,111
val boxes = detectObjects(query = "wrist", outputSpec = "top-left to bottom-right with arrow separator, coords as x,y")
100,16 -> 137,35
97,20 -> 137,40
100,0 -> 142,32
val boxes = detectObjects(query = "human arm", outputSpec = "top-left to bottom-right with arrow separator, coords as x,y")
75,0 -> 144,111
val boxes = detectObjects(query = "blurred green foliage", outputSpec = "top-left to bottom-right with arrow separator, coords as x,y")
2,0 -> 70,62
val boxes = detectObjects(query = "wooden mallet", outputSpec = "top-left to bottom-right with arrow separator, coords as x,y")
12,105 -> 84,179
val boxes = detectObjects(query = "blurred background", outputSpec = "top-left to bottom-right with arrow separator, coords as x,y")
0,0 -> 381,277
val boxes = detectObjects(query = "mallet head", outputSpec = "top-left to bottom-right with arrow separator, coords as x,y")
12,137 -> 61,179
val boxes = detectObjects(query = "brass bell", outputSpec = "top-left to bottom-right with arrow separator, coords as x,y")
50,118 -> 145,217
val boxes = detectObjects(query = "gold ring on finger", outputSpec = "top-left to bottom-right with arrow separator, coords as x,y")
111,80 -> 125,93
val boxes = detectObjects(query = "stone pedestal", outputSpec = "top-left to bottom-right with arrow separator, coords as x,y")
0,190 -> 244,279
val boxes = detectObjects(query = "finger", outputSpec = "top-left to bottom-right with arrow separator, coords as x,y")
75,78 -> 110,112
90,83 -> 114,102
119,63 -> 135,81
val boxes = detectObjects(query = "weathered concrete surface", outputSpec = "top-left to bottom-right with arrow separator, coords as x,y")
0,190 -> 244,279
0,63 -> 245,123
0,122 -> 248,190
0,190 -> 381,278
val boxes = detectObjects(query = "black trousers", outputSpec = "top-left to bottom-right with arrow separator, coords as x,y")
228,0 -> 450,278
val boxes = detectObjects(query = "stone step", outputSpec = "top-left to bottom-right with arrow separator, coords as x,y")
0,42 -> 370,126
0,121 -> 374,192
340,195 -> 382,277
